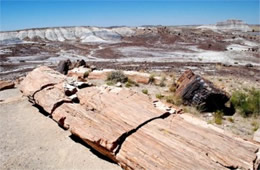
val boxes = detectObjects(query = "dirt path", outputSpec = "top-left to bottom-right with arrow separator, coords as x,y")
0,88 -> 121,170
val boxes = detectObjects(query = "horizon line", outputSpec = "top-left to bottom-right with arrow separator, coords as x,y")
1,23 -> 260,32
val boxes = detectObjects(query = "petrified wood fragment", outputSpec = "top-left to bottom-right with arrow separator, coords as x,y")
175,69 -> 230,112
0,80 -> 15,91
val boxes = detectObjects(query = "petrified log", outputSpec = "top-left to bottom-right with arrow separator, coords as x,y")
57,59 -> 72,75
20,66 -> 66,97
88,69 -> 161,85
0,80 -> 15,91
20,67 -> 260,170
88,69 -> 114,80
175,69 -> 230,112
117,114 -> 259,169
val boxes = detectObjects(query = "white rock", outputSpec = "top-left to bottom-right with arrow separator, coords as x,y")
116,82 -> 122,87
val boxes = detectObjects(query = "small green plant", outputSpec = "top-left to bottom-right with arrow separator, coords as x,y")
165,95 -> 174,104
125,82 -> 132,88
83,71 -> 90,78
125,79 -> 139,88
149,74 -> 155,84
214,110 -> 223,125
251,121 -> 259,132
159,77 -> 166,87
169,83 -> 177,93
156,93 -> 164,99
169,86 -> 176,92
174,96 -> 183,106
127,79 -> 139,87
165,95 -> 182,106
142,89 -> 148,95
207,119 -> 214,124
227,117 -> 234,123
106,71 -> 128,83
182,106 -> 200,115
231,88 -> 260,117
106,81 -> 115,86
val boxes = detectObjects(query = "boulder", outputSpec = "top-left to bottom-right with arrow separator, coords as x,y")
57,59 -> 72,75
75,59 -> 86,68
69,59 -> 87,70
0,80 -> 15,91
175,69 -> 230,112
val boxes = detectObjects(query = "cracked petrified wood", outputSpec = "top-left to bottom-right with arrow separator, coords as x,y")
20,66 -> 260,170
175,69 -> 230,112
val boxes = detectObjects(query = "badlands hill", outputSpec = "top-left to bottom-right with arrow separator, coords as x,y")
198,19 -> 252,32
0,20 -> 253,43
0,27 -> 135,43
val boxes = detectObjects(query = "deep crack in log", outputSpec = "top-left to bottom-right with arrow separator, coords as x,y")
113,112 -> 171,155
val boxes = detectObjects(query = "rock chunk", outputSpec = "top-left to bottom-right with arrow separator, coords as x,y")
67,67 -> 91,79
245,63 -> 253,68
175,69 -> 230,112
57,59 -> 72,75
0,80 -> 15,91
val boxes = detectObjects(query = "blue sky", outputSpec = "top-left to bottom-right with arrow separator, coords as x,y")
0,0 -> 259,31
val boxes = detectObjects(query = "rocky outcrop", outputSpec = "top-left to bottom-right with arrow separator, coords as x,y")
0,80 -> 15,91
216,19 -> 251,32
20,67 -> 260,170
175,69 -> 231,112
197,19 -> 251,32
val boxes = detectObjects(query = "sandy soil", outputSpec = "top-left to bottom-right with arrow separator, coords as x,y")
0,88 -> 121,170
